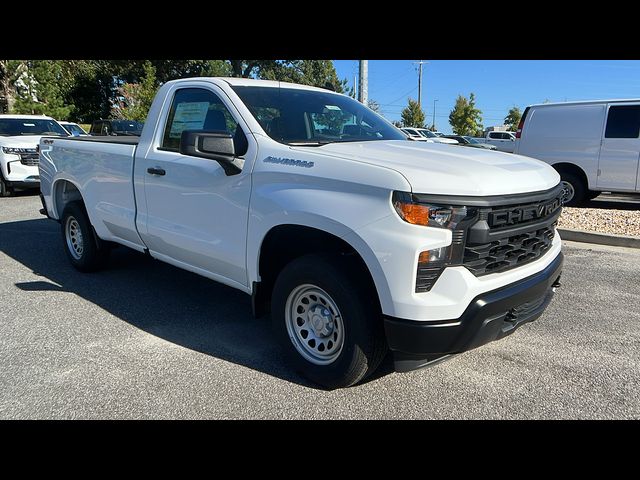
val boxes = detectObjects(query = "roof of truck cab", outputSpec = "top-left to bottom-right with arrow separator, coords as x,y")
528,98 -> 640,108
199,77 -> 339,93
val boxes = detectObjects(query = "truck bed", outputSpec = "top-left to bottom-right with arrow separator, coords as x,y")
39,135 -> 145,251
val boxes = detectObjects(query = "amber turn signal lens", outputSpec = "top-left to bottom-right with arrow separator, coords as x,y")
395,202 -> 431,226
418,251 -> 431,264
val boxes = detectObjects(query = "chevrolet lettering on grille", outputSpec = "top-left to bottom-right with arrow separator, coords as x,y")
488,197 -> 562,228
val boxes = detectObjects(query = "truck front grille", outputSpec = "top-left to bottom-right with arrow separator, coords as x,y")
459,186 -> 563,277
463,223 -> 556,276
20,153 -> 39,166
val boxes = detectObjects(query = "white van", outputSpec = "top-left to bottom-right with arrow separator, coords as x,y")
514,99 -> 640,205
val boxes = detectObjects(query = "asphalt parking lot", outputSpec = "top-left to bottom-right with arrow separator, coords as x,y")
1,192 -> 639,419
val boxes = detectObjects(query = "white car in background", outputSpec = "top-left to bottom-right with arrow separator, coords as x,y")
401,127 -> 433,142
59,121 -> 88,137
416,128 -> 458,144
0,114 -> 69,196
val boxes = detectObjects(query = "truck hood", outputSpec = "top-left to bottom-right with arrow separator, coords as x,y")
317,140 -> 560,196
0,135 -> 54,148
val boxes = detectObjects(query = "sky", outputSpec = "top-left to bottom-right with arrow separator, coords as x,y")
333,60 -> 640,134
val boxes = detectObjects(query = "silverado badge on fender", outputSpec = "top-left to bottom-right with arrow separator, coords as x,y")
263,156 -> 314,168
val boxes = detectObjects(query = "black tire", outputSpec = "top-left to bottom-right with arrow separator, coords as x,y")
271,253 -> 387,389
559,172 -> 586,206
60,201 -> 109,272
0,174 -> 13,197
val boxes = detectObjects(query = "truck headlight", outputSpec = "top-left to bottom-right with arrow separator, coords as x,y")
393,191 -> 473,292
2,147 -> 37,154
392,191 -> 468,230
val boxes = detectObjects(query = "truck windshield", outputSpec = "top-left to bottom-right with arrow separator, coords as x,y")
0,118 -> 68,137
231,86 -> 405,145
63,124 -> 86,135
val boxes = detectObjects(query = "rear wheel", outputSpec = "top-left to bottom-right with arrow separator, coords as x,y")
61,201 -> 109,272
559,172 -> 586,206
271,254 -> 387,389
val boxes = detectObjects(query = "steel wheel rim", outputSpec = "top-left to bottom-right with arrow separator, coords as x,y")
65,216 -> 84,260
561,181 -> 575,204
284,284 -> 345,365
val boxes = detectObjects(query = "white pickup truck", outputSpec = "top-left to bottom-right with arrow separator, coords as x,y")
39,77 -> 564,388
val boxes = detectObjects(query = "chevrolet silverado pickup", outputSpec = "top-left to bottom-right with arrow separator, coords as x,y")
39,77 -> 564,388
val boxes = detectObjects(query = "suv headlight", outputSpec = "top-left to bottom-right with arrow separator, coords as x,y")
2,147 -> 38,155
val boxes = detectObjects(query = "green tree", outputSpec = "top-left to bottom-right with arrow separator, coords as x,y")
11,61 -> 74,119
0,60 -> 23,113
367,99 -> 381,114
449,93 -> 483,136
259,60 -> 348,93
504,106 -> 522,131
111,61 -> 158,121
400,98 -> 425,128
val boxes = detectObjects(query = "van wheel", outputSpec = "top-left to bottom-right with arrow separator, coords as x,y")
61,201 -> 109,272
0,175 -> 13,197
560,173 -> 586,206
271,254 -> 387,389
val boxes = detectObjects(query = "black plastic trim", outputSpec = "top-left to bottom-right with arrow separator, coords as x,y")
384,251 -> 563,372
39,193 -> 51,218
467,208 -> 562,244
4,180 -> 40,189
410,183 -> 564,207
45,136 -> 140,145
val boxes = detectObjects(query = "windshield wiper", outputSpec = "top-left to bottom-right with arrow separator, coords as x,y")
287,141 -> 334,147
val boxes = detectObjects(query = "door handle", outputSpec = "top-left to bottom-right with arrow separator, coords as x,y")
147,167 -> 166,176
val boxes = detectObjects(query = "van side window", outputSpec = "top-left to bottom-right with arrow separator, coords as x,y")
161,87 -> 243,153
605,105 -> 640,138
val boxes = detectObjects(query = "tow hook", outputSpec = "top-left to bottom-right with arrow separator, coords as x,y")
551,276 -> 562,292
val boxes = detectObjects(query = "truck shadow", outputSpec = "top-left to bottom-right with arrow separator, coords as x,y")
580,195 -> 640,211
1,218 -> 393,389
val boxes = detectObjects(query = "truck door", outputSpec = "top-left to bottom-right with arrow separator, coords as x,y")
597,103 -> 640,191
136,86 -> 254,289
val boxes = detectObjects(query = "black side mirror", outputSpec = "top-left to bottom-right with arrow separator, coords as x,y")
179,130 -> 242,176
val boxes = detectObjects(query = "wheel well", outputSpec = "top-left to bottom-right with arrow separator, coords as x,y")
551,163 -> 589,188
255,225 -> 380,318
53,180 -> 83,218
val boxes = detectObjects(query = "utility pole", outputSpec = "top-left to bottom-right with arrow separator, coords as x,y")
432,99 -> 438,130
358,60 -> 368,105
353,74 -> 357,99
414,60 -> 428,108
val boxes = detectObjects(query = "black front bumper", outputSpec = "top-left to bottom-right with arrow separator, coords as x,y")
5,179 -> 40,189
384,252 -> 563,372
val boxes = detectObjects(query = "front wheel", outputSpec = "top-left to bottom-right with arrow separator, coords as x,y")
61,201 -> 110,272
271,254 -> 387,389
0,175 -> 13,197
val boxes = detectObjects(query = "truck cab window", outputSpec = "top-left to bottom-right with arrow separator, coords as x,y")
161,88 -> 245,153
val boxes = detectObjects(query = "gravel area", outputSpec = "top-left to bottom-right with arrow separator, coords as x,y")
559,206 -> 640,237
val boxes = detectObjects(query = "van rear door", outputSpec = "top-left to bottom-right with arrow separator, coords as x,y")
597,103 -> 640,191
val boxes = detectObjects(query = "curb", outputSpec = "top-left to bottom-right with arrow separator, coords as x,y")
558,228 -> 640,249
